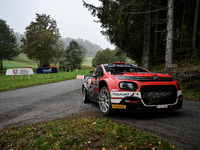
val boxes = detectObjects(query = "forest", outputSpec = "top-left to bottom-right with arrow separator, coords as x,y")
83,0 -> 200,71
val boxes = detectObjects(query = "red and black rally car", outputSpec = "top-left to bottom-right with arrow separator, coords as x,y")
82,62 -> 183,116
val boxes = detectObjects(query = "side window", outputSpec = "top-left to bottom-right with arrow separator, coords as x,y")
94,66 -> 103,78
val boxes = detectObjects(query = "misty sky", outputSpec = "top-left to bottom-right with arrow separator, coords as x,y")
0,0 -> 115,49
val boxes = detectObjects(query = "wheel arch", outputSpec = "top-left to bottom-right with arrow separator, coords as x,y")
99,80 -> 108,92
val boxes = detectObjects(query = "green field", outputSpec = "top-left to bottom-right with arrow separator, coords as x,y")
2,54 -> 93,69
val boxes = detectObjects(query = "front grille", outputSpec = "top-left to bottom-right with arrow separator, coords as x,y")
141,85 -> 177,105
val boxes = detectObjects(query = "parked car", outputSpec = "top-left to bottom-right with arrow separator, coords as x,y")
82,62 -> 183,116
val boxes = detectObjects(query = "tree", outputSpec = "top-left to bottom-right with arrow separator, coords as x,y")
21,13 -> 61,67
52,40 -> 65,66
165,0 -> 174,72
192,0 -> 200,51
0,19 -> 20,70
83,0 -> 167,68
84,0 -> 200,70
92,48 -> 118,67
142,3 -> 151,70
62,40 -> 86,68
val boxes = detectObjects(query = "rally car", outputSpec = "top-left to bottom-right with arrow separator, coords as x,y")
82,62 -> 183,116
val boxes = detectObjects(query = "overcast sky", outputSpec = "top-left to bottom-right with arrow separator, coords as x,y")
0,0 -> 115,49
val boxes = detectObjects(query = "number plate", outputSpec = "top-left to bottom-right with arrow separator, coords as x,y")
156,105 -> 168,109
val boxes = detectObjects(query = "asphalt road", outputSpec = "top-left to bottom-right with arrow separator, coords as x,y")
0,78 -> 199,150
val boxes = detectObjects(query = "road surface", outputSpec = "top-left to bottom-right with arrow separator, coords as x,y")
0,78 -> 199,149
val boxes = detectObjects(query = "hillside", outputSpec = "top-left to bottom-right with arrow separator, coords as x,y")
14,32 -> 102,57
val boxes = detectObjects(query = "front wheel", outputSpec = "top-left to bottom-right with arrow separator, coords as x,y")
99,86 -> 112,116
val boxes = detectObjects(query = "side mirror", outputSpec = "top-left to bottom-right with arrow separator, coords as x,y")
89,71 -> 93,75
92,73 -> 99,79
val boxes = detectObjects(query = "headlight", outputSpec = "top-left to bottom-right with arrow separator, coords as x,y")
119,82 -> 138,91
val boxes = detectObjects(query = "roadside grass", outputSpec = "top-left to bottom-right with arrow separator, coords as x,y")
182,88 -> 200,100
0,69 -> 92,92
0,117 -> 178,150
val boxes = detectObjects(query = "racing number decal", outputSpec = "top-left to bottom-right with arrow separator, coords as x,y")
93,80 -> 98,88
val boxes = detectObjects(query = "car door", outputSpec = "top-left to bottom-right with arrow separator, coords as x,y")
89,66 -> 104,101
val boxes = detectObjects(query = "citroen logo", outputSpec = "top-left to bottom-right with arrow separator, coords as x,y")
153,75 -> 159,80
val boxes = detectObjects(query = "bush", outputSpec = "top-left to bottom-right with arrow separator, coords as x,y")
172,65 -> 200,92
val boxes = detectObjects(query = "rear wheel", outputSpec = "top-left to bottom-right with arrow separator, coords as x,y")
99,86 -> 112,116
82,86 -> 89,103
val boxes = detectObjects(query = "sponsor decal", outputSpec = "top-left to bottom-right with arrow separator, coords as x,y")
148,92 -> 173,98
125,100 -> 139,103
134,89 -> 139,94
111,89 -> 119,92
111,99 -> 121,103
111,92 -> 131,97
93,80 -> 98,88
43,68 -> 52,73
13,69 -> 18,75
112,104 -> 126,109
20,69 -> 29,75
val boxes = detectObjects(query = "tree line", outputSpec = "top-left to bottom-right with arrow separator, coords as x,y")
15,32 -> 103,57
0,13 -> 103,69
83,0 -> 200,71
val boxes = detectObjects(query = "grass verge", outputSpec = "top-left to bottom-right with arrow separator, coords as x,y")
0,117 -> 178,150
0,69 -> 92,92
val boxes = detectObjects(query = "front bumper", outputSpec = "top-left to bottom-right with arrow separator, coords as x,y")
111,94 -> 183,111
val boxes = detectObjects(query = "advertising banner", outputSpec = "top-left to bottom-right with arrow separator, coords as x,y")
6,68 -> 34,75
36,68 -> 57,74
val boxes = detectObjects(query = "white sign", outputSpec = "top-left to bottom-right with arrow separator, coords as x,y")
76,75 -> 85,79
6,68 -> 34,75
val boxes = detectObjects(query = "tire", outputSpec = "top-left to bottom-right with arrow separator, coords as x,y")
82,86 -> 89,103
99,86 -> 112,116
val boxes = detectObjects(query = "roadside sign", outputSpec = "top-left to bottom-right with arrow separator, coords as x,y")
76,75 -> 85,79
36,68 -> 57,74
6,68 -> 34,75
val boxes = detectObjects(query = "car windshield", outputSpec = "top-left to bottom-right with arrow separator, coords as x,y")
104,65 -> 148,75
